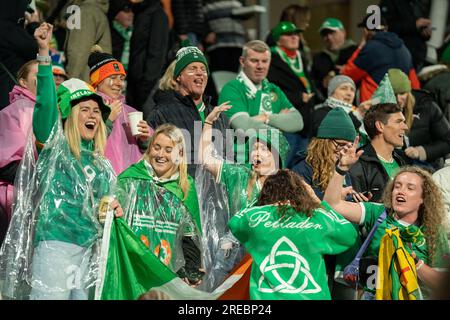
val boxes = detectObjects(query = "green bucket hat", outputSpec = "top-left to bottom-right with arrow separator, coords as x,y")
173,46 -> 209,78
248,129 -> 290,169
388,69 -> 411,95
57,78 -> 110,120
371,73 -> 397,105
272,21 -> 302,42
319,18 -> 345,35
317,107 -> 357,142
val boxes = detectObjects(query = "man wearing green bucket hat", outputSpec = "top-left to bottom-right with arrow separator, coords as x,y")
0,22 -> 123,300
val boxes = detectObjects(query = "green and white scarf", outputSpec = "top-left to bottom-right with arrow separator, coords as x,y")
273,46 -> 311,93
112,21 -> 133,71
236,71 -> 273,114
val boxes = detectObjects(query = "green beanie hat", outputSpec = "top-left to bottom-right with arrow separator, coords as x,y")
272,21 -> 302,42
248,129 -> 290,169
387,68 -> 411,94
317,107 -> 357,142
57,78 -> 110,120
371,73 -> 397,105
173,46 -> 209,78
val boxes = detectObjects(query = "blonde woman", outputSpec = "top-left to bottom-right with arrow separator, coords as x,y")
324,136 -> 450,299
0,23 -> 123,300
116,123 -> 204,285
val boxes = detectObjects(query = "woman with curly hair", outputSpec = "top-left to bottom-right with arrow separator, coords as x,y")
228,169 -> 358,300
324,136 -> 450,299
293,107 -> 368,202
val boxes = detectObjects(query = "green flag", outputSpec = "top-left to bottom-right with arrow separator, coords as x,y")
371,73 -> 397,105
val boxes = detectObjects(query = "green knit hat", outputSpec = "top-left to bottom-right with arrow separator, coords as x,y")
248,129 -> 290,169
387,68 -> 411,94
173,46 -> 209,78
272,21 -> 302,41
317,107 -> 357,142
57,78 -> 110,120
371,73 -> 397,105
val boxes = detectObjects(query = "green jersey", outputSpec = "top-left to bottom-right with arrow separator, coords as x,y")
378,158 -> 400,179
229,202 -> 358,300
117,160 -> 200,269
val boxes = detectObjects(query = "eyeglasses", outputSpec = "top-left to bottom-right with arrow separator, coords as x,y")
331,139 -> 349,149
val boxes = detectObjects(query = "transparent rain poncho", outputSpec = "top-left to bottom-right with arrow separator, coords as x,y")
0,120 -> 116,299
116,165 -> 201,278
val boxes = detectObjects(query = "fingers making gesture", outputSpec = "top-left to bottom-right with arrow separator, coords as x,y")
336,136 -> 364,171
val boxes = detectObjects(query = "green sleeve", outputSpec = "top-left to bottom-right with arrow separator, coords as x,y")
219,81 -> 250,120
228,207 -> 251,244
33,64 -> 58,148
268,109 -> 304,132
361,202 -> 386,230
271,85 -> 294,113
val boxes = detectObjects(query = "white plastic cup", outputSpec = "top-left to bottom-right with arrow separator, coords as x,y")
128,111 -> 143,136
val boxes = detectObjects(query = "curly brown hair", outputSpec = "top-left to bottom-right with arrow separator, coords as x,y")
306,138 -> 336,192
257,169 -> 320,217
382,166 -> 447,265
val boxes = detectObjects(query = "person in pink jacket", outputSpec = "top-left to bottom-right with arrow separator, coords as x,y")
88,49 -> 153,174
0,60 -> 38,243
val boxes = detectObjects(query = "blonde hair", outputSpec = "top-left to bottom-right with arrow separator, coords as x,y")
402,92 -> 415,130
159,60 -> 178,91
143,123 -> 190,199
64,104 -> 107,160
17,60 -> 38,83
382,166 -> 447,265
306,138 -> 336,191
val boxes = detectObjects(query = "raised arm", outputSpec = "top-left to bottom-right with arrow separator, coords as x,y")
323,136 -> 365,224
198,102 -> 232,178
33,22 -> 58,149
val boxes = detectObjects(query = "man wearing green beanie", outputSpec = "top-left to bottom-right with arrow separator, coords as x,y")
173,46 -> 209,78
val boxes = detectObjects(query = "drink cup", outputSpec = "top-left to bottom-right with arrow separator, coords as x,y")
128,111 -> 143,136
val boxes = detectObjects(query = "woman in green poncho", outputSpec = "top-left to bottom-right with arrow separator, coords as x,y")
117,123 -> 204,285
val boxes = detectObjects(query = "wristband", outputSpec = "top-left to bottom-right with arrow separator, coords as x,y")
335,162 -> 349,176
36,54 -> 51,63
416,259 -> 424,271
204,121 -> 213,126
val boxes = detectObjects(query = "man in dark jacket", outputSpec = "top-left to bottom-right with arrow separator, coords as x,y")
108,0 -> 133,71
380,0 -> 432,71
148,46 -> 232,177
267,21 -> 317,167
0,0 -> 39,109
349,103 -> 410,202
311,18 -> 358,101
126,0 -> 169,109
340,16 -> 420,103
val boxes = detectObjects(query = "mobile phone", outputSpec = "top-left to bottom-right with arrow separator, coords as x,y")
362,188 -> 379,197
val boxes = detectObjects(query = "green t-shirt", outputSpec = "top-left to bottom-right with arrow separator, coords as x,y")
378,157 -> 400,179
360,202 -> 449,266
228,201 -> 358,300
218,73 -> 294,123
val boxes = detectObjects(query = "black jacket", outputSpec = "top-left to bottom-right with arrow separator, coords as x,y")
0,0 -> 38,109
349,143 -> 410,203
171,0 -> 206,37
267,52 -> 318,138
126,0 -> 169,109
379,0 -> 430,70
148,89 -> 232,177
407,89 -> 450,164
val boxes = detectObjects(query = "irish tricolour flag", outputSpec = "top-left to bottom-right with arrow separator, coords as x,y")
95,215 -> 251,300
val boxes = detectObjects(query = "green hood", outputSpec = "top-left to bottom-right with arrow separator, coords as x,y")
248,129 -> 290,169
118,160 -> 201,233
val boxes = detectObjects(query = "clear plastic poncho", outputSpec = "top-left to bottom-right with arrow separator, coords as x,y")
0,120 -> 116,299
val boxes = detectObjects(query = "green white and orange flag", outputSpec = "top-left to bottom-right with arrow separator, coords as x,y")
95,215 -> 251,300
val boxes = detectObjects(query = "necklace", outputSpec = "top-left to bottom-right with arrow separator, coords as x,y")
377,154 -> 394,163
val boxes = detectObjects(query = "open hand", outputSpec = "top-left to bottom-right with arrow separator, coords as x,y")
205,101 -> 232,124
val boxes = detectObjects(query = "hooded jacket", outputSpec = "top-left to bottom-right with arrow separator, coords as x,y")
0,0 -> 38,109
349,143 -> 410,203
341,32 -> 420,102
65,0 -> 112,82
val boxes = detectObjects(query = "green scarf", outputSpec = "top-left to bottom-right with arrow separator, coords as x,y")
112,21 -> 133,71
272,46 -> 311,93
236,71 -> 273,114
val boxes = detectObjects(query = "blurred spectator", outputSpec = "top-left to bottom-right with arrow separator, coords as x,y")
0,60 -> 38,245
171,0 -> 205,48
267,21 -> 317,167
108,0 -> 134,71
126,0 -> 169,110
203,0 -> 247,73
65,0 -> 112,82
311,18 -> 357,101
432,159 -> 450,242
0,0 -> 39,109
340,15 -> 420,103
52,62 -> 68,89
266,4 -> 312,70
380,0 -> 432,71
